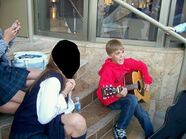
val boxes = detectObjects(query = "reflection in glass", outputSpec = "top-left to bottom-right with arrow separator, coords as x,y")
97,0 -> 161,41
36,0 -> 84,34
50,6 -> 57,19
173,0 -> 186,26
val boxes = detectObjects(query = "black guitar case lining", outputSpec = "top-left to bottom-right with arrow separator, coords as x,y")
149,90 -> 186,139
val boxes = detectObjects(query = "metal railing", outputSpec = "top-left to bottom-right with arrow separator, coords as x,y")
113,0 -> 186,44
68,0 -> 83,20
63,0 -> 83,33
113,0 -> 186,95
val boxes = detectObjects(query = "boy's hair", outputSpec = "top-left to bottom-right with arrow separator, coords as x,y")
105,39 -> 124,55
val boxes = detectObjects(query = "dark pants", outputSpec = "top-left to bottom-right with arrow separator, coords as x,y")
108,94 -> 154,138
9,115 -> 65,139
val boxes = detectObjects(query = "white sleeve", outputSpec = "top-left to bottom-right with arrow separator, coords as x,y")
174,22 -> 186,33
36,77 -> 67,124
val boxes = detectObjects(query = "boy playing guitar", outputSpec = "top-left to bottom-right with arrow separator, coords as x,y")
96,39 -> 153,139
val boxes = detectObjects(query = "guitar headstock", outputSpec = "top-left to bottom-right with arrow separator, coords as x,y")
102,85 -> 122,99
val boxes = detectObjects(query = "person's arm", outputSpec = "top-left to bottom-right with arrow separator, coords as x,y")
174,22 -> 186,33
97,67 -> 120,106
2,27 -> 16,45
36,77 -> 68,124
127,58 -> 152,92
0,27 -> 16,58
8,20 -> 21,48
128,58 -> 152,84
0,39 -> 8,58
0,29 -> 7,58
1,20 -> 21,50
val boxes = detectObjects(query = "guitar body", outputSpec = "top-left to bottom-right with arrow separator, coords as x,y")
125,71 -> 150,103
149,90 -> 186,139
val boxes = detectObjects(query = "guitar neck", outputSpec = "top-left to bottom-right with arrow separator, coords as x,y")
104,84 -> 138,94
102,71 -> 150,103
126,83 -> 138,91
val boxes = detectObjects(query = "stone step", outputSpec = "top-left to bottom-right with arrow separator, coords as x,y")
72,77 -> 97,109
0,114 -> 13,139
79,100 -> 120,139
74,59 -> 88,80
100,129 -> 113,139
153,111 -> 166,131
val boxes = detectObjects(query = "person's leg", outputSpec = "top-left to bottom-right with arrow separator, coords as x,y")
0,90 -> 25,114
0,69 -> 41,114
61,113 -> 87,138
0,101 -> 19,114
109,95 -> 138,129
11,90 -> 25,104
26,69 -> 42,87
108,95 -> 138,139
134,104 -> 154,138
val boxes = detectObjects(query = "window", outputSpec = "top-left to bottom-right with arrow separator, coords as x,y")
96,0 -> 161,41
173,0 -> 186,26
34,0 -> 87,40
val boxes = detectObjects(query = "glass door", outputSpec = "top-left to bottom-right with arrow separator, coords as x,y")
34,0 -> 88,40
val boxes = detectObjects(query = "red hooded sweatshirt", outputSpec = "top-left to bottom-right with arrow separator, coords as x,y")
97,58 -> 152,106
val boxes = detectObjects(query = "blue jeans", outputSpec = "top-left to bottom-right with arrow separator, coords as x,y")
108,94 -> 154,138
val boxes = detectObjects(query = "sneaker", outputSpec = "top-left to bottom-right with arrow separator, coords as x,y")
113,124 -> 127,139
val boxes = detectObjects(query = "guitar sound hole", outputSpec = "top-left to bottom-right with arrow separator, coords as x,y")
137,81 -> 141,91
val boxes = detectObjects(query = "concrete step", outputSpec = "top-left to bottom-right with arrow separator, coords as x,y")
153,111 -> 165,131
0,114 -> 13,139
72,77 -> 97,109
100,129 -> 113,139
80,100 -> 119,139
74,59 -> 88,80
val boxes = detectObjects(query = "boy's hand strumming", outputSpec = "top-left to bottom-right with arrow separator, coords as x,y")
145,84 -> 150,92
117,87 -> 128,98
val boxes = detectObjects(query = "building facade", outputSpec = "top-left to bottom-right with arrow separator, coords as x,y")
0,0 -> 185,46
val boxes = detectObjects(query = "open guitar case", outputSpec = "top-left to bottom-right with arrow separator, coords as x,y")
149,90 -> 186,139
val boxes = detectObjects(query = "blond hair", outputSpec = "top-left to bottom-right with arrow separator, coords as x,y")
105,39 -> 124,55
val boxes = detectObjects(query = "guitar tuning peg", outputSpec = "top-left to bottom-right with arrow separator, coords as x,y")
110,84 -> 112,87
106,85 -> 108,87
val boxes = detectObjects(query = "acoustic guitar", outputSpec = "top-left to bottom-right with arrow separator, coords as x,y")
102,71 -> 150,103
